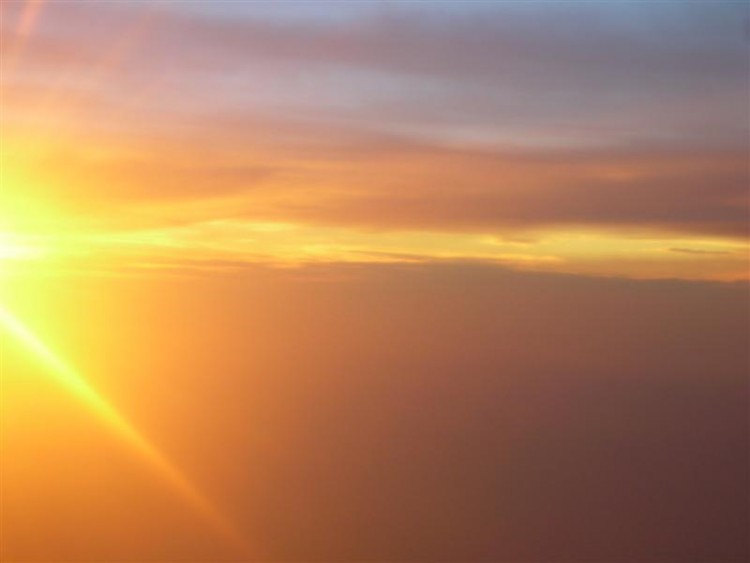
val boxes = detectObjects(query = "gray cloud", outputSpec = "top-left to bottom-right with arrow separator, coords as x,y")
4,0 -> 747,148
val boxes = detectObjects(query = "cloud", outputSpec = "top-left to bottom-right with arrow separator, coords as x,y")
670,247 -> 733,256
4,122 -> 747,243
1,0 -> 746,279
3,0 -> 747,148
253,144 -> 747,239
6,261 -> 747,560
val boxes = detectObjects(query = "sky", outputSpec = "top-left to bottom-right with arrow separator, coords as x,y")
0,1 -> 748,562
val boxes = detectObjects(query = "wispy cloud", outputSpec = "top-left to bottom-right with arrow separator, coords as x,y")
1,0 -> 747,280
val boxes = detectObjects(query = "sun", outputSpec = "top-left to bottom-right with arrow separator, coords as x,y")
0,147 -> 66,265
0,232 -> 41,261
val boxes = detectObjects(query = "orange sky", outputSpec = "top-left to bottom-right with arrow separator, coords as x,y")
1,1 -> 748,562
0,0 -> 747,281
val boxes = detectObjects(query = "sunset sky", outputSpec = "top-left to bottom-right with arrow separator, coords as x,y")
1,1 -> 748,561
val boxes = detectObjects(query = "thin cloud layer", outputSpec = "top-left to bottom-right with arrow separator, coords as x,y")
7,132 -> 746,240
0,0 -> 747,279
5,0 -> 746,144
4,262 -> 748,560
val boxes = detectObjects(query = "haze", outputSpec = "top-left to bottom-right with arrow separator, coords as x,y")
0,1 -> 748,561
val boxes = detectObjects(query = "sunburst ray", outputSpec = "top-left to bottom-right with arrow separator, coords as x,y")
0,306 -> 251,556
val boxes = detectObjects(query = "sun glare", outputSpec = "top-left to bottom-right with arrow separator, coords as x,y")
0,232 -> 41,261
0,306 -> 252,555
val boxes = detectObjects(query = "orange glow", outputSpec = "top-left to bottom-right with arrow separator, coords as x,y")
1,2 -> 747,560
0,307 -> 252,556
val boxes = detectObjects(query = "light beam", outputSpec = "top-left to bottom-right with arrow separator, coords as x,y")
0,306 -> 251,556
2,0 -> 47,78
